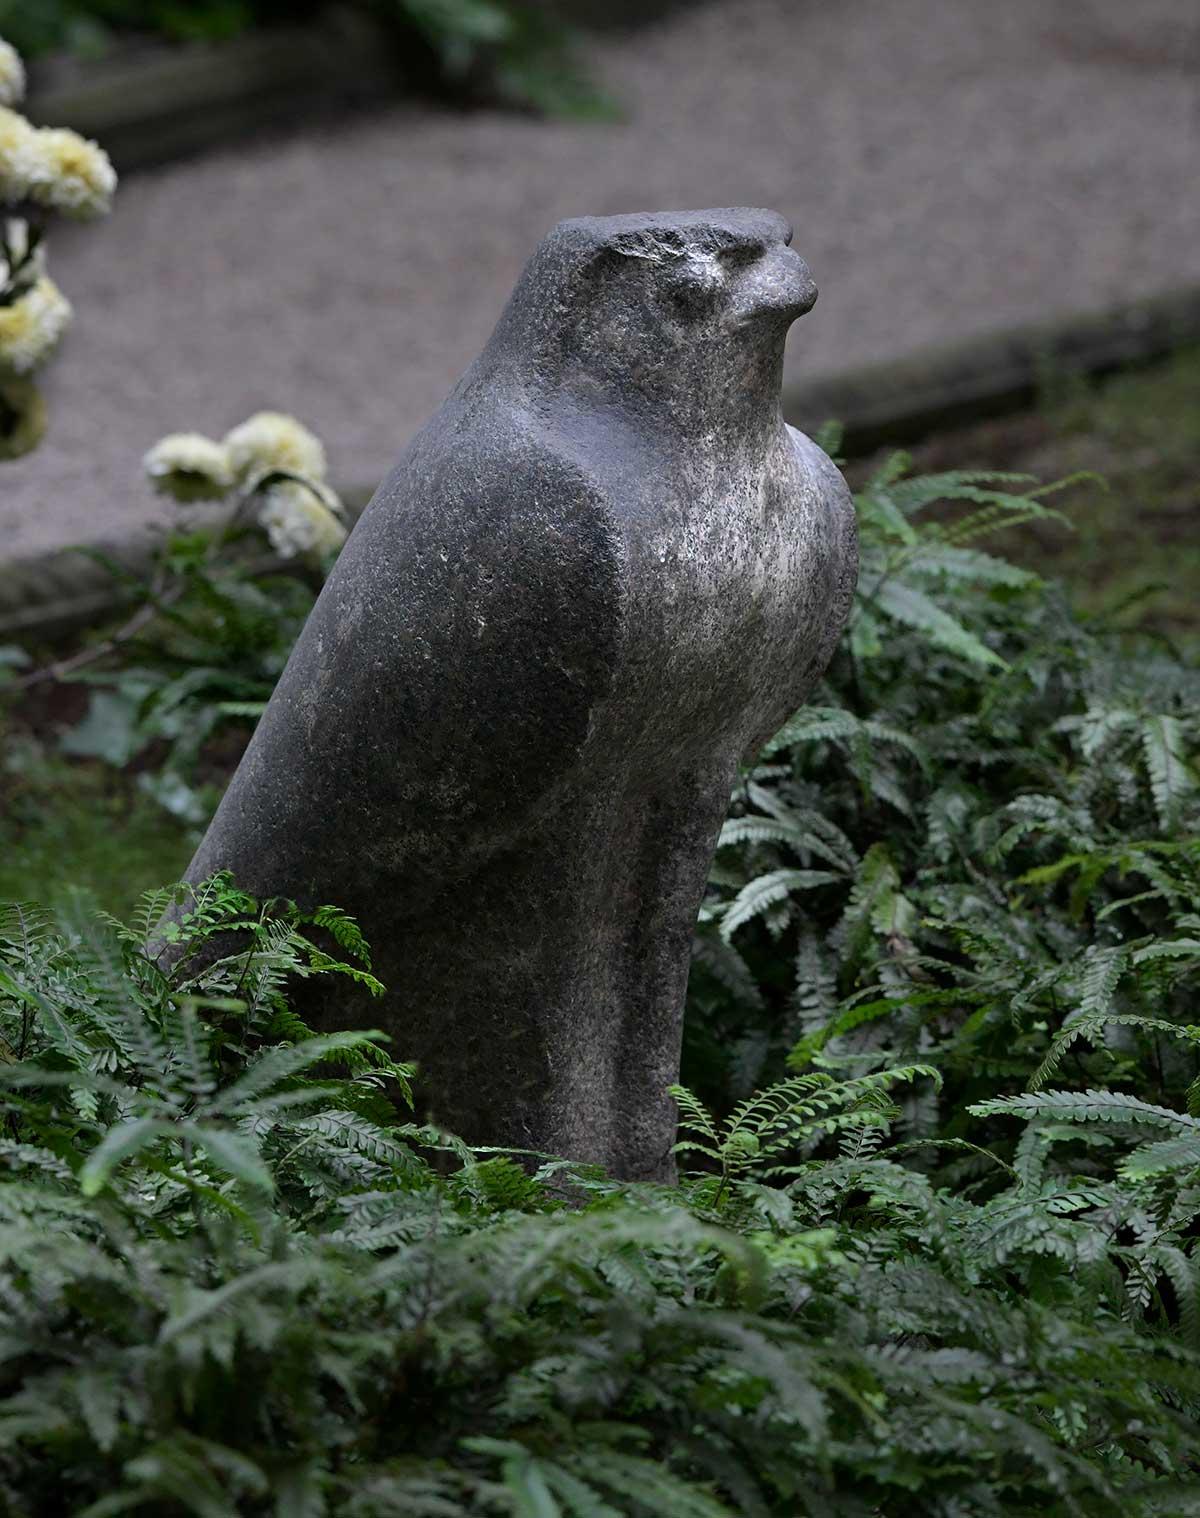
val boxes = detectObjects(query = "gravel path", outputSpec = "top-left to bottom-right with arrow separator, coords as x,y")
4,0 -> 1199,560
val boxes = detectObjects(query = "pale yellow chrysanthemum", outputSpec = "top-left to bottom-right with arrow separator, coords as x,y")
224,411 -> 327,486
0,107 -> 43,205
29,127 -> 117,219
143,432 -> 235,503
0,276 -> 71,374
0,40 -> 25,109
258,480 -> 347,559
0,374 -> 46,459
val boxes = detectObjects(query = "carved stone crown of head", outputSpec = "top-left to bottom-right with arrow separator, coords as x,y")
486,208 -> 818,440
185,208 -> 858,1182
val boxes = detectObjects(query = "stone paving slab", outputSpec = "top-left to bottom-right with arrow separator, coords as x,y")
2,0 -> 1198,562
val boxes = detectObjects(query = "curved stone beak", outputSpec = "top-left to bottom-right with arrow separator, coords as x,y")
731,244 -> 818,328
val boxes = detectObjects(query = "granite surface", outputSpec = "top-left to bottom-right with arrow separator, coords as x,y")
185,208 -> 857,1178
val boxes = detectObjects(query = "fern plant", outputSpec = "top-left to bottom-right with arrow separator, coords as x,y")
689,446 -> 1200,1124
5,437 -> 1200,1510
3,881 -> 1200,1515
671,1062 -> 938,1207
684,443 -> 1200,1413
48,529 -> 325,828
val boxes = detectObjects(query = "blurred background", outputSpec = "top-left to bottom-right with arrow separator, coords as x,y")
2,0 -> 1197,576
1,0 -> 1198,907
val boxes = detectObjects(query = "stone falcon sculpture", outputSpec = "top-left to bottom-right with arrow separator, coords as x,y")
186,207 -> 858,1180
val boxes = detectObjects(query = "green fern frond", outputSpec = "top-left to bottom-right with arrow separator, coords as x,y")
716,815 -> 856,873
871,579 -> 1007,669
182,1121 -> 275,1193
787,991 -> 932,1071
860,449 -> 912,495
286,1109 -> 424,1177
934,492 -> 1068,547
1133,937 -> 1200,966
1029,1007 -> 1199,1092
669,1084 -> 721,1148
1141,714 -> 1195,831
1120,1133 -> 1200,1182
830,843 -> 900,976
0,901 -> 54,955
720,870 -> 839,942
1079,944 -> 1129,1019
761,706 -> 928,766
791,928 -> 839,1034
885,470 -> 1038,515
811,418 -> 844,457
211,1029 -> 392,1115
760,706 -> 863,752
909,544 -> 1038,588
299,943 -> 386,998
1146,1244 -> 1200,1349
971,1089 -> 1200,1132
565,1447 -> 737,1518
161,1000 -> 217,1103
690,934 -> 765,1012
308,904 -> 373,968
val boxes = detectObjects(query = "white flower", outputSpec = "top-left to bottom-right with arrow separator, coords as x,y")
0,107 -> 43,205
0,275 -> 71,374
258,480 -> 347,559
224,411 -> 327,486
143,432 -> 234,502
0,39 -> 25,109
0,374 -> 45,458
28,127 -> 117,219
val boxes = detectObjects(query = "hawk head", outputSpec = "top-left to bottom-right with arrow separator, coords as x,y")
484,208 -> 816,429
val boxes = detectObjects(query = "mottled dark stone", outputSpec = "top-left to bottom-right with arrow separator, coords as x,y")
186,208 -> 857,1180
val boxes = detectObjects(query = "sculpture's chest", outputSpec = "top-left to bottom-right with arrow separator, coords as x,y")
603,428 -> 849,746
627,435 -> 826,647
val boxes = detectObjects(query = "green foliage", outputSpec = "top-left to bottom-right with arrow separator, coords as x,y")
0,744 -> 193,914
1027,345 -> 1200,636
58,528 -> 322,828
691,449 -> 1200,1116
0,0 -> 274,55
2,877 -> 1200,1515
671,1062 -> 938,1193
679,448 -> 1200,1504
6,442 -> 1200,1510
2,0 -> 602,115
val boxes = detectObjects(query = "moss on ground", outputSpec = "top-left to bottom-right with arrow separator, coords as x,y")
1037,348 -> 1200,635
879,346 -> 1200,639
0,738 -> 193,916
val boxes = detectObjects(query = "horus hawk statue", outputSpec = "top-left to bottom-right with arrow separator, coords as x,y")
187,208 -> 858,1180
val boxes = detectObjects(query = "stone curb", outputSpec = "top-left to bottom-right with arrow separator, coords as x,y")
3,281 -> 1198,648
785,282 -> 1200,451
0,520 -> 361,649
0,533 -> 158,645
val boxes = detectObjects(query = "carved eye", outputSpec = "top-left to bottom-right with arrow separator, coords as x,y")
665,256 -> 725,316
717,244 -> 762,272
